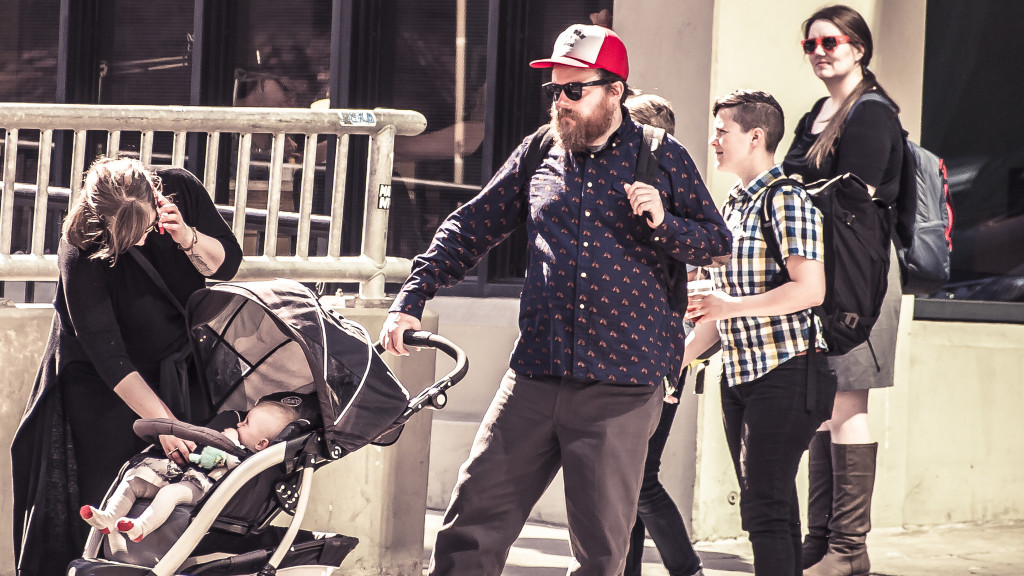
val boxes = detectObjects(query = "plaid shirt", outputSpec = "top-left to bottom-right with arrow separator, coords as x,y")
392,112 -> 732,385
713,165 -> 827,386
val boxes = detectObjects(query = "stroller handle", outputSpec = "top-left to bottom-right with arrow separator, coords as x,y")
402,329 -> 469,386
371,330 -> 469,446
396,330 -> 469,417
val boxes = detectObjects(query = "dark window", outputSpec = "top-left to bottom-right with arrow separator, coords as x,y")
343,1 -> 490,261
221,1 -> 333,257
923,0 -> 1024,307
0,0 -> 60,103
95,1 -> 194,105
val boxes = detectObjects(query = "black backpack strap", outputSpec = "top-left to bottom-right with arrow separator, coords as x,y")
518,124 -> 557,192
758,177 -> 802,280
635,124 -> 667,185
758,178 -> 827,411
635,125 -> 686,315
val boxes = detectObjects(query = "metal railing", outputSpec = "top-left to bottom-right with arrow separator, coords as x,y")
0,103 -> 426,299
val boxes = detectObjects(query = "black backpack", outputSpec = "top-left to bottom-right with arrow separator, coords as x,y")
518,123 -> 690,314
851,93 -> 954,295
760,174 -> 892,356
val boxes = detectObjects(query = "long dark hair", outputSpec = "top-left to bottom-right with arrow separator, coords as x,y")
804,4 -> 900,169
63,157 -> 162,265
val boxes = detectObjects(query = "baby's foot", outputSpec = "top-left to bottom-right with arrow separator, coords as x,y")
106,531 -> 128,555
79,505 -> 111,533
116,518 -> 146,543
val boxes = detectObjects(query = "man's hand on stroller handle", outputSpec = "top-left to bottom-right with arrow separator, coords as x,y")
380,312 -> 422,356
158,434 -> 197,467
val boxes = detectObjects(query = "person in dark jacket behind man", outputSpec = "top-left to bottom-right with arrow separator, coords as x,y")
379,24 -> 731,576
12,157 -> 242,576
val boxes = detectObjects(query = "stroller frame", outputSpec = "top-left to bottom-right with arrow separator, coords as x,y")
72,279 -> 469,576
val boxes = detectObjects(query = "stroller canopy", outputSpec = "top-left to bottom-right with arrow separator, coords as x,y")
186,279 -> 410,458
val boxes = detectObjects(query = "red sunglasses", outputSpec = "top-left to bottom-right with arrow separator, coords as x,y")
801,35 -> 851,54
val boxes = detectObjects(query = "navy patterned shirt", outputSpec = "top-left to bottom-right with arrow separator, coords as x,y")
392,111 -> 732,385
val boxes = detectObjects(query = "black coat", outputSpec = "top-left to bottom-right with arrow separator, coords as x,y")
11,168 -> 242,575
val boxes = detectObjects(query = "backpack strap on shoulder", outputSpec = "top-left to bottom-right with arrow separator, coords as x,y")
635,124 -> 667,185
518,124 -> 557,191
758,177 -> 802,278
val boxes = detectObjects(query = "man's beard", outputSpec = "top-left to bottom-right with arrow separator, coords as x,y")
550,96 -> 617,154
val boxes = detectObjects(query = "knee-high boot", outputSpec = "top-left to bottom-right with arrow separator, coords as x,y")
802,430 -> 832,569
804,442 -> 877,576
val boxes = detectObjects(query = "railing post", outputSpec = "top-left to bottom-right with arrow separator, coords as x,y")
360,123 -> 397,300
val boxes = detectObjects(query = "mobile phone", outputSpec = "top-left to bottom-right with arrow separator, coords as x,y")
155,193 -> 165,234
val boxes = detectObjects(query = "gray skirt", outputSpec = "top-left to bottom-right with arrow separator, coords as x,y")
828,244 -> 902,391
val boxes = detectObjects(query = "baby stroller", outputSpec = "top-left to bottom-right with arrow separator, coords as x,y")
68,278 -> 468,576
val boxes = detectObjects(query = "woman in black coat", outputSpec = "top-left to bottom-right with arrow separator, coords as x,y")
12,157 -> 243,576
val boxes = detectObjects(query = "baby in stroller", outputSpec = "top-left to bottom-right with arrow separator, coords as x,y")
79,396 -> 301,553
69,279 -> 466,576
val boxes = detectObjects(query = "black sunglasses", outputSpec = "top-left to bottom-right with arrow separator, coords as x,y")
543,79 -> 613,102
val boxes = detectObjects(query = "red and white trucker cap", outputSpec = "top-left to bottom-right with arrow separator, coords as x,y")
529,24 -> 629,81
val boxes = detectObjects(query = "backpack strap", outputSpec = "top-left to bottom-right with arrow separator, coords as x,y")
635,124 -> 667,185
758,177 -> 822,412
634,125 -> 688,315
517,124 -> 557,192
846,92 -> 916,248
758,177 -> 803,280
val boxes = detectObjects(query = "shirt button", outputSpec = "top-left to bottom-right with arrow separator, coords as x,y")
653,236 -> 660,241
590,153 -> 595,159
581,272 -> 588,278
587,182 -> 593,188
579,303 -> 585,309
583,242 -> 589,247
584,210 -> 591,217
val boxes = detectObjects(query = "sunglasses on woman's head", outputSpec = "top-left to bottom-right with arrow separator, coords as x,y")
801,35 -> 851,54
143,214 -> 160,235
543,79 -> 613,102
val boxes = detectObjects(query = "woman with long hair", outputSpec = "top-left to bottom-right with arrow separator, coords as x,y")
783,6 -> 905,576
12,157 -> 243,576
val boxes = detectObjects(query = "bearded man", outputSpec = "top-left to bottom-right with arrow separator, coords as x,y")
380,24 -> 731,576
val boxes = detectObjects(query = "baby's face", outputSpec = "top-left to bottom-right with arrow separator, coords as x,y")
235,406 -> 274,452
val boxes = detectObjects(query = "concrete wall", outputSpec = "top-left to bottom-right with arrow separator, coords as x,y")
0,304 -> 52,576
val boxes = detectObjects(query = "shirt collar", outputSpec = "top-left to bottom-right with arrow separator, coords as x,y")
729,164 -> 786,201
582,106 -> 636,154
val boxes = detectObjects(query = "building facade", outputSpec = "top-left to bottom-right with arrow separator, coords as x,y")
2,0 -> 1023,543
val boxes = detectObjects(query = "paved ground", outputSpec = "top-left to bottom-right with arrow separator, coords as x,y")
424,510 -> 1024,575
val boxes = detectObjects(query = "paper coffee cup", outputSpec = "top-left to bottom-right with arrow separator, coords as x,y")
687,278 -> 715,296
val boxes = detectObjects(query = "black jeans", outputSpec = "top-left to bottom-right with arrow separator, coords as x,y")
624,400 -> 702,576
721,354 -> 836,576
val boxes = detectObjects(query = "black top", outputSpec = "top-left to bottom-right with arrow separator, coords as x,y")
783,95 -> 904,205
54,167 -> 243,387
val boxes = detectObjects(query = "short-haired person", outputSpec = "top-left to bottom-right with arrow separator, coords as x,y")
782,6 -> 905,574
621,92 -> 704,576
380,24 -> 731,576
682,90 -> 837,575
